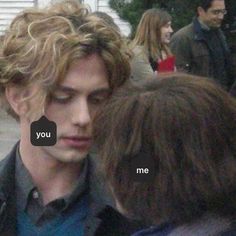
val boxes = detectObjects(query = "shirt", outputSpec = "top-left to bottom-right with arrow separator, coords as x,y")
15,145 -> 88,226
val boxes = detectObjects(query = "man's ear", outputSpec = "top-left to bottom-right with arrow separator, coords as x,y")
197,6 -> 205,16
5,86 -> 29,116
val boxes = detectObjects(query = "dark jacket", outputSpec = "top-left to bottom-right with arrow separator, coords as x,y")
170,18 -> 235,90
230,80 -> 236,97
0,143 -> 141,236
132,214 -> 233,236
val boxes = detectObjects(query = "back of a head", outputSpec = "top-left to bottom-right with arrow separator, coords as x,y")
0,0 -> 130,120
91,11 -> 120,33
94,73 -> 236,225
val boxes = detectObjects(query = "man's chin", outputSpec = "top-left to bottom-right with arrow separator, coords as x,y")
213,22 -> 222,28
55,149 -> 89,163
209,25 -> 221,30
59,155 -> 88,163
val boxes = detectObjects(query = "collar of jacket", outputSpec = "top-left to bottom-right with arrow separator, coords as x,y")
85,150 -> 115,235
193,17 -> 208,41
0,142 -> 18,236
0,142 -> 115,236
192,17 -> 230,57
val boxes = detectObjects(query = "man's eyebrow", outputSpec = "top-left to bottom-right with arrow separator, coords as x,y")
55,86 -> 76,93
90,88 -> 112,96
55,86 -> 112,95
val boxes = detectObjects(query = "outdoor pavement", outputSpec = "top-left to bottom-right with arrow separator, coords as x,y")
0,109 -> 20,160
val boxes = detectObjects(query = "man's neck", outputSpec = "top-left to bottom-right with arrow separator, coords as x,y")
198,17 -> 210,31
19,140 -> 83,205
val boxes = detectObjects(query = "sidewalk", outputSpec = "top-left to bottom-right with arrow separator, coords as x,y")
0,109 -> 20,160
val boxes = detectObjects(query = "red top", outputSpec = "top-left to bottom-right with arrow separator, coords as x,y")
158,56 -> 175,72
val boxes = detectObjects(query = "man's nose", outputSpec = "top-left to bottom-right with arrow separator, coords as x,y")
169,26 -> 173,33
218,13 -> 225,20
72,100 -> 91,127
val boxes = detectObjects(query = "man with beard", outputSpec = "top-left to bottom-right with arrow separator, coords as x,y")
170,0 -> 235,90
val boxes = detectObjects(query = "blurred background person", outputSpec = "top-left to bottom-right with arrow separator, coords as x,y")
94,73 -> 236,235
129,9 -> 174,83
170,0 -> 235,91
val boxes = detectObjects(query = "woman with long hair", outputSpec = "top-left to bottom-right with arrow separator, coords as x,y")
130,9 -> 174,83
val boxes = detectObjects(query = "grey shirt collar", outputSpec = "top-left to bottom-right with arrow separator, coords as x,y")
15,144 -> 88,217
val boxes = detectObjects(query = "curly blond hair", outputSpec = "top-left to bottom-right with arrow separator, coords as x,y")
0,0 -> 130,120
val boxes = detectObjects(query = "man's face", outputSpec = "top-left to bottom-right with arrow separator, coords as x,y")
198,0 -> 226,28
40,53 -> 110,163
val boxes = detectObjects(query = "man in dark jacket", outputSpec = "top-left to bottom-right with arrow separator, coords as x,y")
0,1 -> 139,235
170,0 -> 235,90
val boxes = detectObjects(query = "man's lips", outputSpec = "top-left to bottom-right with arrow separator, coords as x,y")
60,136 -> 92,149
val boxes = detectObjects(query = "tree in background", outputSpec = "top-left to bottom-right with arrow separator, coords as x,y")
223,0 -> 236,47
109,0 -> 236,44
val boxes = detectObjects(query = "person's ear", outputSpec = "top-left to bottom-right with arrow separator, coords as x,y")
5,86 -> 29,116
197,6 -> 205,16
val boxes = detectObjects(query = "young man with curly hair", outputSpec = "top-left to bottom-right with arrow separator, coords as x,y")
0,1 -> 139,235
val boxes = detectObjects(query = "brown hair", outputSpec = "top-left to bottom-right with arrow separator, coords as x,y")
94,73 -> 236,225
197,0 -> 217,12
131,8 -> 172,61
0,0 -> 130,120
91,11 -> 120,33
